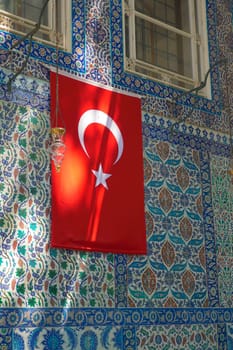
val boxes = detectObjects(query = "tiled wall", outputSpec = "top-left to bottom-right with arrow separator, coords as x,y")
0,0 -> 233,349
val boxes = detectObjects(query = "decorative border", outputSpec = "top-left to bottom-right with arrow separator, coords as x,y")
0,67 -> 50,111
115,254 -> 128,307
142,115 -> 230,156
143,112 -> 230,147
1,308 -> 233,328
200,151 -> 219,307
217,323 -> 228,350
123,326 -> 136,350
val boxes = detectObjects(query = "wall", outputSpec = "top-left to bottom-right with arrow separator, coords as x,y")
0,0 -> 233,349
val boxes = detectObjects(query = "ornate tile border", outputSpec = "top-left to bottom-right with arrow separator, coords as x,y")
0,67 -> 50,111
218,323 -> 228,350
115,254 -> 128,307
142,114 -> 231,155
1,307 -> 233,328
200,151 -> 219,307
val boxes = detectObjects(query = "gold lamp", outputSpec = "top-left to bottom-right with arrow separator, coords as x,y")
51,127 -> 66,172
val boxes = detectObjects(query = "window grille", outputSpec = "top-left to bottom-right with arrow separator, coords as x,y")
124,0 -> 210,95
0,0 -> 71,51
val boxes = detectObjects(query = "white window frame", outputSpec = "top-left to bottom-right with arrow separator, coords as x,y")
123,0 -> 210,97
0,0 -> 71,51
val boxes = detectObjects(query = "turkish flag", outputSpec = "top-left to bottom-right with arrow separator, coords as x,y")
50,72 -> 146,254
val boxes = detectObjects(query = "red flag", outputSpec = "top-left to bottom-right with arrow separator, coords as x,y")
50,72 -> 146,254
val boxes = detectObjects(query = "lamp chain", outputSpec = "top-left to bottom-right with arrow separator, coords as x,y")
55,0 -> 59,127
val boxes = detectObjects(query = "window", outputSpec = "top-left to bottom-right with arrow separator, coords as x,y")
124,0 -> 210,95
0,0 -> 71,51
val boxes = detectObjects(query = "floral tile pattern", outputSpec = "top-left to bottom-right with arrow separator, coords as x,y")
85,0 -> 111,85
0,100 -> 115,309
136,324 -> 218,350
0,328 -> 12,350
127,139 -> 207,308
13,326 -> 123,350
0,0 -> 233,348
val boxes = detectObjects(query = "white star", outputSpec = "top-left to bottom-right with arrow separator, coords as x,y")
92,164 -> 112,189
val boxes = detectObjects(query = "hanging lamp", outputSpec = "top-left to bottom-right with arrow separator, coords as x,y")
51,127 -> 66,172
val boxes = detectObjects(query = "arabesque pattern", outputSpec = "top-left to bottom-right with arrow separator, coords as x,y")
0,99 -> 115,309
0,0 -> 233,348
127,139 -> 207,308
136,324 -> 218,349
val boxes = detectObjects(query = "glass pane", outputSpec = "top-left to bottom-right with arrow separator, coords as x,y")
0,0 -> 66,48
135,64 -> 194,90
22,1 -> 48,25
1,0 -> 48,25
56,0 -> 62,32
0,0 -> 11,11
135,0 -> 190,32
135,17 -> 192,77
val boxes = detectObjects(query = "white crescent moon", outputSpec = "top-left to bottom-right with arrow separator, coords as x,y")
78,109 -> 124,164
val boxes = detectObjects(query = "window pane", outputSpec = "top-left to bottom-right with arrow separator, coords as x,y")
135,17 -> 192,77
21,1 -> 48,25
135,0 -> 190,32
1,0 -> 48,25
0,0 -> 69,50
0,0 -> 12,11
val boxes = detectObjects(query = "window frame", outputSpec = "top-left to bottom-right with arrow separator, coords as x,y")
0,0 -> 71,51
123,0 -> 210,97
